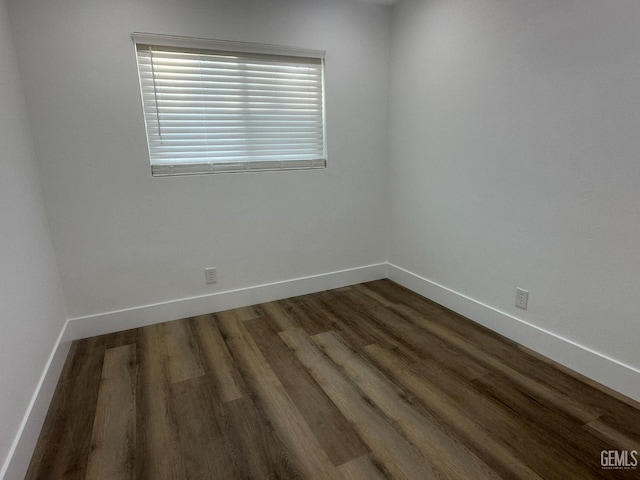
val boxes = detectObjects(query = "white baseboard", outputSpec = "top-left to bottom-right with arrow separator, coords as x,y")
1,324 -> 71,480
387,263 -> 640,403
65,263 -> 388,341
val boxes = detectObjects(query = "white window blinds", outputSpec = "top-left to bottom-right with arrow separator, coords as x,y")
132,34 -> 327,176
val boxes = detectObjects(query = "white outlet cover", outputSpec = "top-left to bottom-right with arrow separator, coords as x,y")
516,288 -> 528,310
205,267 -> 217,284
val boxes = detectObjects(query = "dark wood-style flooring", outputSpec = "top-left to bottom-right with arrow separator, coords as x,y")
26,280 -> 640,479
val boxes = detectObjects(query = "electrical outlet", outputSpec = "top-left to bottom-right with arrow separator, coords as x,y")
205,267 -> 217,285
515,288 -> 528,310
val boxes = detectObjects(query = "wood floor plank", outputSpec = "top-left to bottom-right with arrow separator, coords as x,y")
393,302 -> 603,423
255,301 -> 301,332
409,358 -> 608,480
171,375 -> 236,479
337,454 -> 390,480
288,294 -> 372,346
363,279 -> 443,314
349,283 -> 396,308
312,294 -> 379,348
222,395 -> 302,479
362,343 -> 545,480
190,314 -> 244,402
287,294 -> 349,335
232,305 -> 261,321
100,327 -> 140,351
471,372 -> 615,479
279,297 -> 334,335
335,288 -> 490,380
518,344 -> 640,419
314,331 -> 502,480
136,324 -> 184,480
25,341 -> 81,480
217,311 -> 343,480
280,327 -> 447,480
245,317 -> 370,466
280,293 -> 373,348
85,344 -> 137,480
472,374 -> 640,480
584,414 -> 640,452
162,318 -> 206,384
25,336 -> 107,480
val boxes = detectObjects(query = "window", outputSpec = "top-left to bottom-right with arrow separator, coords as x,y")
132,34 -> 327,176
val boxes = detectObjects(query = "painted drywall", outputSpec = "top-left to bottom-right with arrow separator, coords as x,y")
389,0 -> 640,373
7,0 -> 391,320
0,0 -> 67,475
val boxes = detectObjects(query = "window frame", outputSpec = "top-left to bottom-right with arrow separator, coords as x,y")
132,33 -> 327,176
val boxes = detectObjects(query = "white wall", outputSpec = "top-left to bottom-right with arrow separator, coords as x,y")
389,0 -> 640,374
7,0 -> 391,320
0,0 -> 67,475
